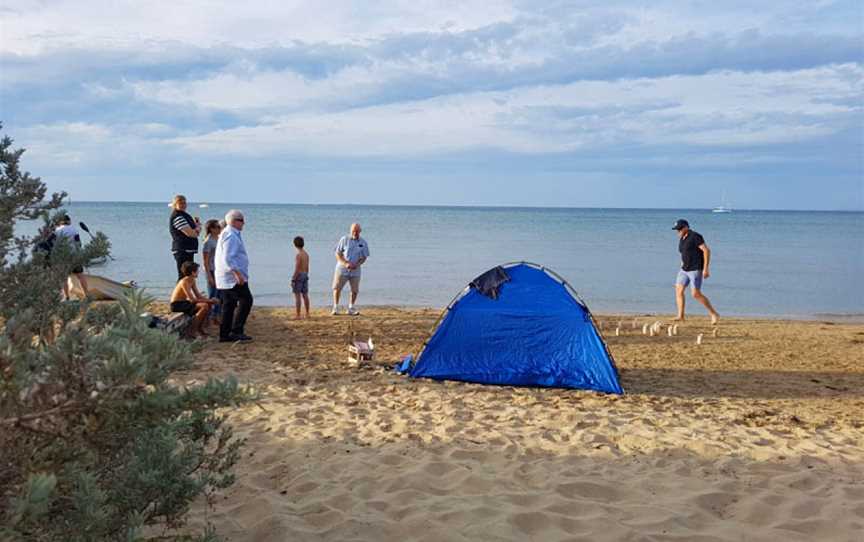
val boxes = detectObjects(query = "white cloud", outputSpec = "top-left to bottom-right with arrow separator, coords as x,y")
0,0 -> 517,54
2,0 -> 861,211
4,1 -> 859,65
131,64 -> 386,112
18,122 -> 176,167
163,64 -> 862,156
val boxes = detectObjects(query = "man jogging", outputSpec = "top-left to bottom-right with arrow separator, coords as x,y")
673,219 -> 719,324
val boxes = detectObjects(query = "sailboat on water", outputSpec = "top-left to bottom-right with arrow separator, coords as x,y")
712,191 -> 732,213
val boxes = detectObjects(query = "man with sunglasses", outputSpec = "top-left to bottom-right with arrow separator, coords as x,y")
215,210 -> 253,342
672,218 -> 719,324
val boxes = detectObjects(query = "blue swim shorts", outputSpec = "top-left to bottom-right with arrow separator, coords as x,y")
292,272 -> 309,294
676,269 -> 703,290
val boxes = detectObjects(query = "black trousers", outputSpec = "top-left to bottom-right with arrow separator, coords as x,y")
219,283 -> 253,338
173,252 -> 195,281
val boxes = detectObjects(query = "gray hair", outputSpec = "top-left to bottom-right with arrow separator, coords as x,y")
225,209 -> 244,223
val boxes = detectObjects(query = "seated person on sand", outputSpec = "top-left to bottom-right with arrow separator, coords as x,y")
170,261 -> 219,337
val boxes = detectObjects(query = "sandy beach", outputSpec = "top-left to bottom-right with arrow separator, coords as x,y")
177,308 -> 864,541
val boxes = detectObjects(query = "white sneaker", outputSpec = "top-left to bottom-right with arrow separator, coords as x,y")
331,306 -> 340,315
347,306 -> 360,316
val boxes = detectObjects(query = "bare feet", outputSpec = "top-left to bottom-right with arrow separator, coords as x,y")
672,317 -> 685,322
710,313 -> 720,325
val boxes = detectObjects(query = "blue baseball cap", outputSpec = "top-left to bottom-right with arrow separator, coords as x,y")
672,219 -> 689,230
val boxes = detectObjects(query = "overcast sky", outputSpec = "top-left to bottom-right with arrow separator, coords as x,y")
1,1 -> 862,209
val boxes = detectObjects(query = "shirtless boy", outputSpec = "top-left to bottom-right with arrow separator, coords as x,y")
170,261 -> 219,336
291,236 -> 311,319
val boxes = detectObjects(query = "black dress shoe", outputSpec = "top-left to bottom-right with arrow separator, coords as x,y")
219,335 -> 240,343
235,334 -> 253,342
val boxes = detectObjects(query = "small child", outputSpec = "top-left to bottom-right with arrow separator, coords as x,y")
291,236 -> 310,319
170,261 -> 219,337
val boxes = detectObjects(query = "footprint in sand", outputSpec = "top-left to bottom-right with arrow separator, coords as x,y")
378,454 -> 404,467
555,481 -> 625,503
760,493 -> 785,507
298,507 -> 344,531
509,511 -> 554,536
787,473 -> 825,493
693,491 -> 740,519
449,448 -> 487,462
789,499 -> 826,519
291,481 -> 320,494
773,518 -> 843,538
365,500 -> 389,513
423,461 -> 458,477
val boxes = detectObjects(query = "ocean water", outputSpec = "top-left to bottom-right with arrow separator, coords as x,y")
34,203 -> 864,318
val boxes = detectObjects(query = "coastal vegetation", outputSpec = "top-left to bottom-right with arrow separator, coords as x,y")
0,123 -> 251,541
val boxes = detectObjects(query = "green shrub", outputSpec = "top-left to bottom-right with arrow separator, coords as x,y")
0,123 -> 252,541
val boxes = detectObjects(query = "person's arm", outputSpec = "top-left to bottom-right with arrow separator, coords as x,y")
190,281 -> 204,302
190,281 -> 215,304
202,249 -> 215,286
334,239 -> 349,267
292,253 -> 301,281
174,215 -> 201,238
699,243 -> 711,278
224,235 -> 247,285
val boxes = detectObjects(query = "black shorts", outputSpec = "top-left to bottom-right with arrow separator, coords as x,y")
170,300 -> 197,316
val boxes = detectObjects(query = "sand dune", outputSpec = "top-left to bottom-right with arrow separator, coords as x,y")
177,308 -> 864,541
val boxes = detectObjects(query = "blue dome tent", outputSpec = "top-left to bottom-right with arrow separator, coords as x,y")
405,262 -> 623,394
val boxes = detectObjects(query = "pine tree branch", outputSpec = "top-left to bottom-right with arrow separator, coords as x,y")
0,400 -> 84,426
11,419 -> 65,438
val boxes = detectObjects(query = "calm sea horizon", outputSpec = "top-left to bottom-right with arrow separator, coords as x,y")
31,202 -> 863,319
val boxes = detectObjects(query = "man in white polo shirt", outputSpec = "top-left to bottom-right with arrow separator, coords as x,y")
332,223 -> 370,315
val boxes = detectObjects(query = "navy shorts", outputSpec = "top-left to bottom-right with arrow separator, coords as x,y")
292,272 -> 309,294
